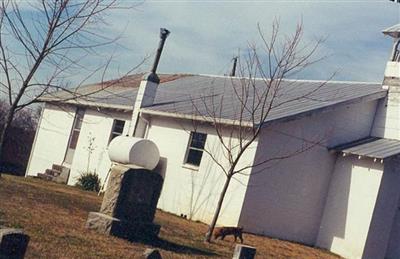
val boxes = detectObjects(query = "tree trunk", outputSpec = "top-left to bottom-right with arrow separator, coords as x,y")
205,174 -> 232,242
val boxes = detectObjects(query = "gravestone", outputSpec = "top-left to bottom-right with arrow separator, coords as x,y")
232,244 -> 256,259
86,164 -> 163,241
0,228 -> 29,259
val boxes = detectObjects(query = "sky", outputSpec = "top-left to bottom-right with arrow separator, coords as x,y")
6,0 -> 400,86
98,0 -> 400,83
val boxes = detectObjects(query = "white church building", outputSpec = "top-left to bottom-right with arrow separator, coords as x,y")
26,25 -> 400,258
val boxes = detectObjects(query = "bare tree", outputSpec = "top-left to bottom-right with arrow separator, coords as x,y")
182,21 -> 329,242
0,0 -> 138,175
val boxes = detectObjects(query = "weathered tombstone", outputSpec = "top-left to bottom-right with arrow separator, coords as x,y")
0,228 -> 29,259
143,248 -> 162,259
232,244 -> 256,259
86,137 -> 164,241
86,164 -> 163,241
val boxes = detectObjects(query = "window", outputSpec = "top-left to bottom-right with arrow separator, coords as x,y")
184,132 -> 207,167
68,108 -> 85,149
109,119 -> 125,143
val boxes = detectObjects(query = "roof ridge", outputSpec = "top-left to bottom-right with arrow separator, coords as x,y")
195,73 -> 381,85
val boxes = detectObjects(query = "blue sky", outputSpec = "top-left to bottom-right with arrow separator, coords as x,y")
9,0 -> 400,85
99,0 -> 399,83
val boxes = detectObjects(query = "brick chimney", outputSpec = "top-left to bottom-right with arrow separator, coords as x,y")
129,28 -> 170,137
371,24 -> 400,139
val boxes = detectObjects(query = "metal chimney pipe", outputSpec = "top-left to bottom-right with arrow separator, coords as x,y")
151,28 -> 170,74
230,56 -> 238,77
144,28 -> 170,84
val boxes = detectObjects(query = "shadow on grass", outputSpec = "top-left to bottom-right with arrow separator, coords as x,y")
139,237 -> 217,256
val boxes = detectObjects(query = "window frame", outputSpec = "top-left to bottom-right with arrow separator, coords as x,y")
183,131 -> 207,168
109,119 -> 126,143
68,108 -> 85,150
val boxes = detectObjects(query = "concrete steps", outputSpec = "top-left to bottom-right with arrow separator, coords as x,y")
37,173 -> 53,181
52,164 -> 64,172
37,164 -> 70,184
45,169 -> 61,177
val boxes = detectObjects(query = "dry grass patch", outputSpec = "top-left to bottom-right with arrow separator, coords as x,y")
0,175 -> 339,258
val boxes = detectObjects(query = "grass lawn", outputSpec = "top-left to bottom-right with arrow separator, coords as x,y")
0,175 -> 339,258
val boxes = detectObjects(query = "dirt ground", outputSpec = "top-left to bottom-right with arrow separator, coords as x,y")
0,175 -> 339,258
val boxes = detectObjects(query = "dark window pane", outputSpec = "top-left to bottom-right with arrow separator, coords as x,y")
186,149 -> 203,166
69,130 -> 80,149
109,120 -> 125,143
190,132 -> 207,149
74,109 -> 85,129
75,118 -> 83,129
113,120 -> 125,134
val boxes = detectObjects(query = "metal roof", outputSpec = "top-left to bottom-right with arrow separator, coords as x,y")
41,74 -> 387,126
383,24 -> 400,38
39,74 -> 188,110
332,137 -> 400,159
144,75 -> 386,125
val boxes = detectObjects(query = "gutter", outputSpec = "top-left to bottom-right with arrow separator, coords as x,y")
140,109 -> 254,127
40,98 -> 133,112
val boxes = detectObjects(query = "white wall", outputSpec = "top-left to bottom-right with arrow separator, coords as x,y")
317,155 -> 400,259
238,100 -> 378,245
26,104 -> 76,177
372,61 -> 400,139
316,156 -> 384,259
67,108 -> 131,186
386,198 -> 400,259
26,104 -> 131,187
146,116 -> 257,226
371,95 -> 400,139
374,156 -> 400,259
386,184 -> 400,259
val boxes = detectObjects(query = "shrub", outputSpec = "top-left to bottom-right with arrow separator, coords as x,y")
75,172 -> 101,192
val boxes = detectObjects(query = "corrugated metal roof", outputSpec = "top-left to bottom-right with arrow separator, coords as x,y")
39,74 -> 189,109
383,24 -> 400,38
41,74 -> 387,125
332,137 -> 400,159
144,75 -> 386,125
